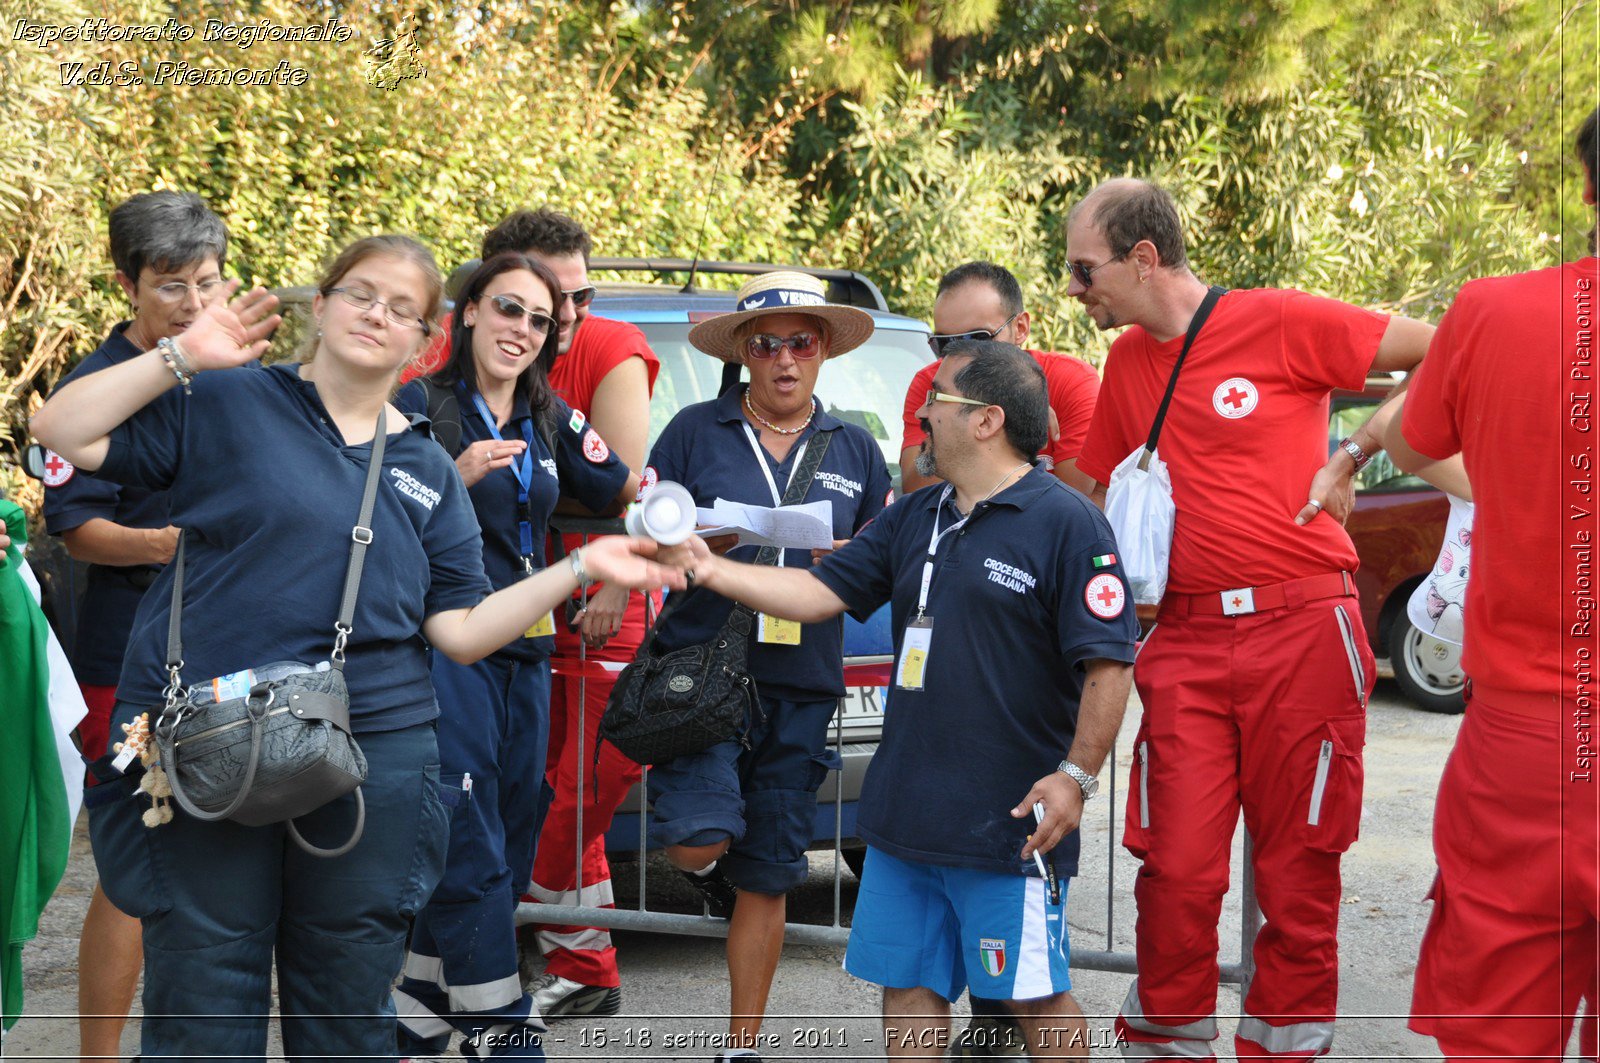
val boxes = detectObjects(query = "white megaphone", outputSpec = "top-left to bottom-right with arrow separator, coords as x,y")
624,480 -> 698,545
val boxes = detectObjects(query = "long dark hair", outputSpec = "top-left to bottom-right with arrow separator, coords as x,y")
430,252 -> 565,414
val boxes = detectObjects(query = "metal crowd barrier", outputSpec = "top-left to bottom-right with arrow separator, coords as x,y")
520,518 -> 1259,992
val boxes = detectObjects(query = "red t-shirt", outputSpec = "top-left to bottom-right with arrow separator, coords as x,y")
1077,288 -> 1387,594
1402,258 -> 1599,720
900,349 -> 1100,468
547,316 -> 661,654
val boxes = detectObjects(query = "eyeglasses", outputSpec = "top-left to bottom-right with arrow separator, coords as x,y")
486,294 -> 556,334
927,314 -> 1018,356
920,386 -> 990,410
149,278 -> 227,305
1067,248 -> 1132,289
562,286 -> 598,308
745,332 -> 822,360
325,286 -> 429,331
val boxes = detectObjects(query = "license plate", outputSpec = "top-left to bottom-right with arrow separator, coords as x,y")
838,685 -> 888,727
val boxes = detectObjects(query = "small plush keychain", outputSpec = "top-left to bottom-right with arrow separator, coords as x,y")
112,713 -> 174,827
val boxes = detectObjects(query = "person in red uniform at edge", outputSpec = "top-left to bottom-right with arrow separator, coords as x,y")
1385,108 -> 1600,1063
39,191 -> 233,1063
901,261 -> 1100,498
483,210 -> 661,1019
1069,179 -> 1436,1060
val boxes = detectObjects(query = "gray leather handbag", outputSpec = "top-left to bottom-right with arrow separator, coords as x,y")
152,411 -> 388,857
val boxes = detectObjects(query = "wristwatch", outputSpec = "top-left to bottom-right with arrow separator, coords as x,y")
1337,437 -> 1372,472
568,547 -> 592,587
1057,759 -> 1099,800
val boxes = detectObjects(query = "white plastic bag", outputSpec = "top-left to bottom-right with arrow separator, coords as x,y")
1104,446 -> 1175,606
1406,494 -> 1473,647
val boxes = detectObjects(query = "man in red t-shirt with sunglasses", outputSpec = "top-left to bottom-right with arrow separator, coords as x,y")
1071,179 -> 1435,1060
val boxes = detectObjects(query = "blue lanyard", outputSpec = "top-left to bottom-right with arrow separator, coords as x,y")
469,391 -> 538,566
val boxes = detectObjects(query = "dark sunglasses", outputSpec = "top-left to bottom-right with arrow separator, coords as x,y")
745,331 -> 822,360
562,286 -> 598,308
486,294 -> 556,333
927,313 -> 1018,356
1067,247 -> 1132,289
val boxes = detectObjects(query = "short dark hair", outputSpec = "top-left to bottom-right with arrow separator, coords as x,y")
936,261 -> 1024,318
433,252 -> 564,415
943,339 -> 1048,461
483,209 -> 593,262
1071,180 -> 1188,270
108,191 -> 228,280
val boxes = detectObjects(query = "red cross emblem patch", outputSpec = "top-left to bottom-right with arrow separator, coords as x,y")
42,449 -> 75,487
1211,377 -> 1259,419
637,465 -> 658,501
582,429 -> 610,464
1085,573 -> 1126,620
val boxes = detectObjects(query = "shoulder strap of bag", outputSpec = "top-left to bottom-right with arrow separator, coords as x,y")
1138,285 -> 1227,472
420,377 -> 463,456
164,409 -> 388,682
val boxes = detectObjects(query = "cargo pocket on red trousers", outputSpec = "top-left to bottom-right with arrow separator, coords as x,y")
1304,715 -> 1365,852
1123,723 -> 1153,859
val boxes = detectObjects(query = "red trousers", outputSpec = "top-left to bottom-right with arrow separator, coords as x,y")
527,616 -> 646,988
1410,697 -> 1600,1062
1115,596 -> 1373,1059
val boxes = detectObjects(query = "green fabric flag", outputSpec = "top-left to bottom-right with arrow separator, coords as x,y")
0,501 -> 72,1032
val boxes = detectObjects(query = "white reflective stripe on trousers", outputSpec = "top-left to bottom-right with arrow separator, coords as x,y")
539,925 -> 613,953
528,879 -> 615,907
1236,1015 -> 1335,1056
402,950 -> 529,1014
1119,981 -> 1220,1049
393,988 -> 453,1038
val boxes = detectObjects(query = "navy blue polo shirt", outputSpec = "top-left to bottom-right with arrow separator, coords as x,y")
396,380 -> 628,661
812,466 -> 1139,876
645,387 -> 893,701
41,324 -> 169,685
93,362 -> 491,733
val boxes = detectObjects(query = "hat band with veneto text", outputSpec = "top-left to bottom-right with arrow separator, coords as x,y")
738,288 -> 826,312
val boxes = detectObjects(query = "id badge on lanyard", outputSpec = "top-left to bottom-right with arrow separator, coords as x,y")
470,392 -> 547,638
744,423 -> 807,646
896,485 -> 965,690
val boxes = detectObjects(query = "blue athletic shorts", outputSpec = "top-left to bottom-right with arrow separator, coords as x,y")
844,846 -> 1071,1003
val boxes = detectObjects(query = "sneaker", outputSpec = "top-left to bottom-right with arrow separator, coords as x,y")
713,1052 -> 762,1063
680,866 -> 738,919
950,1014 -> 1028,1058
528,971 -> 622,1018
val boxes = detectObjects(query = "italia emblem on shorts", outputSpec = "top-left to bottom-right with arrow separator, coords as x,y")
41,449 -> 75,487
1212,377 -> 1258,419
1085,573 -> 1126,620
582,429 -> 609,463
979,938 -> 1006,977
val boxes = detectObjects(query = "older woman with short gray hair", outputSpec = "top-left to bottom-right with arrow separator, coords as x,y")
40,189 -> 230,1063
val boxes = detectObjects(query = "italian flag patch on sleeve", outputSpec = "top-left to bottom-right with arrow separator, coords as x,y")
1092,553 -> 1117,569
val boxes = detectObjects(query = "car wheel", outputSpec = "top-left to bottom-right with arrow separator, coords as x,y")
842,845 -> 867,880
1387,616 -> 1466,714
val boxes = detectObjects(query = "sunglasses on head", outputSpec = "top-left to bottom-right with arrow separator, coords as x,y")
927,313 -> 1018,356
486,294 -> 556,334
745,331 -> 822,360
562,286 -> 598,308
1067,247 -> 1132,289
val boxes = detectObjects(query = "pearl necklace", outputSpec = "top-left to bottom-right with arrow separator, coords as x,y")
744,389 -> 815,436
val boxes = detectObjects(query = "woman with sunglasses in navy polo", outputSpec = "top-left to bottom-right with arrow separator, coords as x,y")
392,252 -> 640,1058
637,271 -> 893,1063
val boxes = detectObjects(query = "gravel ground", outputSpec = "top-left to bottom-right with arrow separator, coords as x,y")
5,681 -> 1486,1061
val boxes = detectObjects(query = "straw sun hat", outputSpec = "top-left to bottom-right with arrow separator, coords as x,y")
687,271 -> 876,363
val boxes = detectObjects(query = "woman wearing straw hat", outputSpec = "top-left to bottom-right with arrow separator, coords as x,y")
638,271 -> 893,1061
